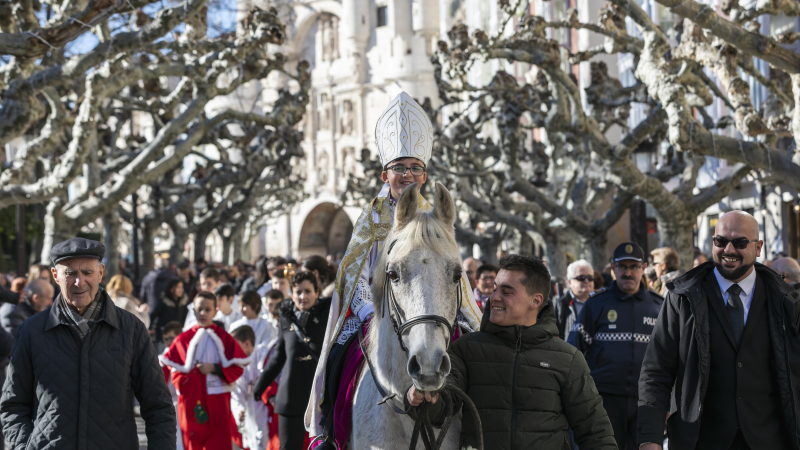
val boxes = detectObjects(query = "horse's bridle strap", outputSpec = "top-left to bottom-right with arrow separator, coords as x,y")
358,326 -> 412,415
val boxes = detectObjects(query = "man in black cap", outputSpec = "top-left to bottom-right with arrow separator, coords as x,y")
568,242 -> 663,450
0,237 -> 176,450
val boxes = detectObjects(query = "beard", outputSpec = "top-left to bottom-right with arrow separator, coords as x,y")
714,253 -> 754,281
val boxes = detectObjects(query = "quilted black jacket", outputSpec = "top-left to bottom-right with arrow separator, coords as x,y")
0,290 -> 176,450
419,303 -> 617,450
637,262 -> 800,449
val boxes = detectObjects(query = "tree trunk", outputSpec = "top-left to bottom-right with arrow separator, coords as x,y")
170,229 -> 187,263
103,210 -> 120,280
479,239 -> 499,265
655,211 -> 697,273
584,232 -> 610,273
141,221 -> 158,274
221,228 -> 231,265
194,228 -> 210,263
231,224 -> 244,263
544,229 -> 570,283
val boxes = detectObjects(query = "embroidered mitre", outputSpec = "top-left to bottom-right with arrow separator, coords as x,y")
374,92 -> 433,167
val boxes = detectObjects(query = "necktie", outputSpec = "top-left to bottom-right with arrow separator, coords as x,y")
727,284 -> 745,347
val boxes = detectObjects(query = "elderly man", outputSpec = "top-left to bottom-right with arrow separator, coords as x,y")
771,257 -> 800,291
555,259 -> 594,340
407,255 -> 616,449
462,257 -> 479,290
639,211 -> 800,450
0,279 -> 54,337
0,237 -> 176,450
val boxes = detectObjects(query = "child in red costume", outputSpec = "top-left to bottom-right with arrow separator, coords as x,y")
161,291 -> 252,450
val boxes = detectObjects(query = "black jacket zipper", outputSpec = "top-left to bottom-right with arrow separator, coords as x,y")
510,327 -> 522,449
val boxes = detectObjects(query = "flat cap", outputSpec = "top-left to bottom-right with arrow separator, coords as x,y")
613,242 -> 644,263
50,238 -> 105,265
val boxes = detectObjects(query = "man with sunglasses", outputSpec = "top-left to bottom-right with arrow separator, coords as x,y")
568,242 -> 663,450
638,210 -> 800,450
555,259 -> 595,340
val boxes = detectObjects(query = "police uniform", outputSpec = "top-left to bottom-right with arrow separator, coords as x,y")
567,243 -> 663,450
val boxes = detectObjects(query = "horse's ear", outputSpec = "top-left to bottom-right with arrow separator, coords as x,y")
395,183 -> 419,228
433,182 -> 455,227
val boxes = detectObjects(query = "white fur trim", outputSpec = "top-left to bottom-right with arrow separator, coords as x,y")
159,327 -> 254,374
205,327 -> 255,368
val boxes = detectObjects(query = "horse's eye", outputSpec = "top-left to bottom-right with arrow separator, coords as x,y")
387,270 -> 399,281
453,268 -> 462,283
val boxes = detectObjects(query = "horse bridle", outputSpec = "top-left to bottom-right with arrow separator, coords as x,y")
356,238 -> 463,415
382,239 -> 463,354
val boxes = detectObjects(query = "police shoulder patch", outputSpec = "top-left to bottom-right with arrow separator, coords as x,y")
589,287 -> 608,297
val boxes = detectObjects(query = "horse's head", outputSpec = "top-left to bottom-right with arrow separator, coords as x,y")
374,182 -> 462,391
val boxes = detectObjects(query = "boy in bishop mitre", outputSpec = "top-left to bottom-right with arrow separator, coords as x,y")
161,291 -> 252,450
304,92 -> 483,445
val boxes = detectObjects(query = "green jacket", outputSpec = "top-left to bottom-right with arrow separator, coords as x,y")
413,302 -> 617,450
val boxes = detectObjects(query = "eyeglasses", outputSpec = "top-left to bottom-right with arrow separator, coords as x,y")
615,264 -> 643,272
571,275 -> 593,283
386,165 -> 426,176
712,236 -> 759,249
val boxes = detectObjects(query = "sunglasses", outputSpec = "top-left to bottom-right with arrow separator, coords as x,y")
712,236 -> 759,250
386,165 -> 426,176
571,275 -> 593,282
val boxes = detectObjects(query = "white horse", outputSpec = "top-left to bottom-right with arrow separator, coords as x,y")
351,182 -> 463,450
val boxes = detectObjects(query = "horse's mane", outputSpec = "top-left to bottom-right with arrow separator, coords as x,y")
371,208 -> 460,319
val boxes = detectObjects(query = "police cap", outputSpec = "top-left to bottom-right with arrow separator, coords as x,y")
50,238 -> 105,266
613,242 -> 644,263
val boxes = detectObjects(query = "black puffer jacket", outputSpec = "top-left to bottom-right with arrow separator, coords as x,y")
421,303 -> 617,450
637,262 -> 800,449
0,290 -> 176,450
254,297 -> 331,416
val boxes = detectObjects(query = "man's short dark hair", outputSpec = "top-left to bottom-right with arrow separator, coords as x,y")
162,321 -> 183,336
266,289 -> 285,300
476,264 -> 499,280
177,261 -> 190,270
267,257 -> 288,271
195,291 -> 217,307
239,290 -> 262,314
231,325 -> 256,347
271,269 -> 286,279
200,268 -> 221,282
213,283 -> 235,299
498,254 -> 551,297
291,271 -> 318,292
194,257 -> 206,266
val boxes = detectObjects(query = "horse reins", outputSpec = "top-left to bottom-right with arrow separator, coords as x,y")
357,238 -> 483,450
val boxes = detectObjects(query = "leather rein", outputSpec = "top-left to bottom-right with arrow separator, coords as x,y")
357,238 -> 462,414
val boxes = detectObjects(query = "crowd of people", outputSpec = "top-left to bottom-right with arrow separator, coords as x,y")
0,91 -> 799,450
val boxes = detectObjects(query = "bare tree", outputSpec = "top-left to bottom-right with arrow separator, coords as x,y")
0,0 -> 310,263
426,0 -> 794,273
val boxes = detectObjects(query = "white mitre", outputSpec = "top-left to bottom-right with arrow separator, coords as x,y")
374,92 -> 433,167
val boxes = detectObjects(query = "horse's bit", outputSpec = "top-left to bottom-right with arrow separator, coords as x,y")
358,238 -> 462,414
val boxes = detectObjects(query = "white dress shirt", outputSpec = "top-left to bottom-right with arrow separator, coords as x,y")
713,267 -> 757,324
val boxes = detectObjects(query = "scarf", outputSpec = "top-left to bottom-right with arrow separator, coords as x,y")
58,291 -> 104,340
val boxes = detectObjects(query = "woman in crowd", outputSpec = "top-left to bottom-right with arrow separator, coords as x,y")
107,274 -> 150,328
253,272 -> 330,450
150,278 -> 191,345
240,257 -> 269,295
300,255 -> 336,298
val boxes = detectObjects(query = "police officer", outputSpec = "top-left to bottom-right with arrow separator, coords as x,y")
568,242 -> 663,450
